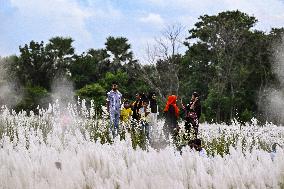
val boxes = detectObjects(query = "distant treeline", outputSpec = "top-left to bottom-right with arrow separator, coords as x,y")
0,10 -> 283,124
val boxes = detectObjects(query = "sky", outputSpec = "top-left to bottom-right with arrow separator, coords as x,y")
1,0 -> 284,62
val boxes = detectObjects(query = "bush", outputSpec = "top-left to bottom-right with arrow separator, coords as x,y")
76,83 -> 106,112
15,85 -> 49,112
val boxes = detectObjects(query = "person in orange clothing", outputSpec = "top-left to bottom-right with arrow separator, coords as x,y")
163,95 -> 180,140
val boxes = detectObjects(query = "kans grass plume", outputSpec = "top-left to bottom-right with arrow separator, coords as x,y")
0,102 -> 284,189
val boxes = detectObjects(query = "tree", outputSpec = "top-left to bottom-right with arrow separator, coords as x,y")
99,70 -> 129,95
184,10 -> 259,122
76,83 -> 106,113
179,42 -> 213,104
16,40 -> 48,88
105,36 -> 134,68
45,37 -> 75,78
15,37 -> 75,90
142,24 -> 185,101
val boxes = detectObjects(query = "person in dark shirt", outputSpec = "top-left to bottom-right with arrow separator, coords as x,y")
149,93 -> 158,114
149,93 -> 158,126
132,93 -> 143,121
163,95 -> 179,140
182,92 -> 201,139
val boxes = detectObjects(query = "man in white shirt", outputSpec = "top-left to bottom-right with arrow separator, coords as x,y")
107,81 -> 122,137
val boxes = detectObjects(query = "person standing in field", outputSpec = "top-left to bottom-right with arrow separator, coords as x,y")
148,93 -> 159,140
182,92 -> 201,139
139,99 -> 151,141
149,93 -> 158,125
163,95 -> 180,140
120,100 -> 133,124
107,81 -> 122,137
132,93 -> 143,122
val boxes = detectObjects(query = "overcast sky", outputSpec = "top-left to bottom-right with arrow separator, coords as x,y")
1,0 -> 284,62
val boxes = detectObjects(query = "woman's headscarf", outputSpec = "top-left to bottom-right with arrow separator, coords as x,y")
164,95 -> 179,117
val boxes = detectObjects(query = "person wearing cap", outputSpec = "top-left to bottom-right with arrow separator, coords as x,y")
182,92 -> 201,139
106,81 -> 122,137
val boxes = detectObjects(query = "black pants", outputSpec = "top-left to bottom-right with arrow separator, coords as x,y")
163,120 -> 179,141
184,117 -> 199,138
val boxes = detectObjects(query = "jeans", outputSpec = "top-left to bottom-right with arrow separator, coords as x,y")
110,111 -> 120,137
141,121 -> 150,140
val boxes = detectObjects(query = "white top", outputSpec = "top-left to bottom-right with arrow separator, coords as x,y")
139,105 -> 151,122
107,90 -> 122,113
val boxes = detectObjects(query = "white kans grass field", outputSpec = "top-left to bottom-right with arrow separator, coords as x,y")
0,101 -> 284,189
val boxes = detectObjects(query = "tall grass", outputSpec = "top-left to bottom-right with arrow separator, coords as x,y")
0,100 -> 284,188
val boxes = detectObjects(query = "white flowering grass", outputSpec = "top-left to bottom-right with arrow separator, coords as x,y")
0,101 -> 284,189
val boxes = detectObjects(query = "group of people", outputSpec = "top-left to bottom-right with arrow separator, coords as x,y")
163,92 -> 201,140
106,83 -> 280,158
106,81 -> 158,139
106,81 -> 202,143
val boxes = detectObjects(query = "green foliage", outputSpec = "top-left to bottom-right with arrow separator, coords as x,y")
183,10 -> 276,123
238,109 -> 253,124
71,54 -> 100,89
15,85 -> 49,112
105,36 -> 133,64
76,83 -> 106,112
100,70 -> 129,94
13,37 -> 75,90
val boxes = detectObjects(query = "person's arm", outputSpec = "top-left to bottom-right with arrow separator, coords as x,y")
190,97 -> 198,110
180,98 -> 187,110
145,105 -> 150,117
119,92 -> 122,107
190,103 -> 195,110
106,92 -> 110,113
157,104 -> 159,115
120,109 -> 123,121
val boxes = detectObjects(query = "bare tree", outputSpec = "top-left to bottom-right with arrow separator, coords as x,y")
142,23 -> 185,101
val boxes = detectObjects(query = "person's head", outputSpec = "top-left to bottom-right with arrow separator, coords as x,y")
135,93 -> 141,100
142,100 -> 149,107
112,81 -> 118,91
151,93 -> 156,100
141,93 -> 148,101
191,92 -> 199,100
124,100 -> 130,109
